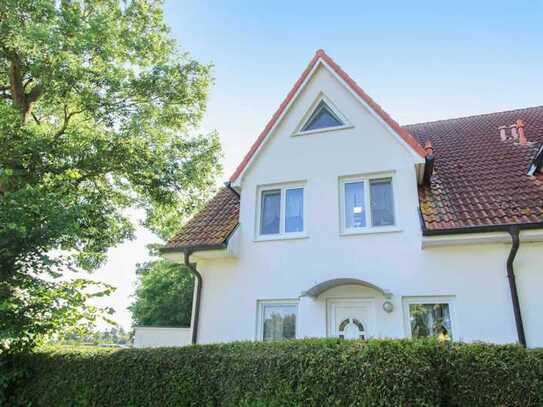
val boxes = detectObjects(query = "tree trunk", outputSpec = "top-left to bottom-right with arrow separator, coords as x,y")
8,57 -> 42,124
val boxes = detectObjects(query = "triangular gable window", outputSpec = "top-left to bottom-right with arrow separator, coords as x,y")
301,100 -> 344,132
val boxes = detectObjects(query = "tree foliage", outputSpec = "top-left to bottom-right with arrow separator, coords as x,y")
129,259 -> 194,327
0,0 -> 222,353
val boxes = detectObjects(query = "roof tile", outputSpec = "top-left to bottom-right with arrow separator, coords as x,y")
167,105 -> 543,249
408,105 -> 543,231
165,187 -> 239,250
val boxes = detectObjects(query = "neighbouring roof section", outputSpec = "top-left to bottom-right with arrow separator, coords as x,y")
229,49 -> 426,184
408,105 -> 543,232
164,187 -> 239,251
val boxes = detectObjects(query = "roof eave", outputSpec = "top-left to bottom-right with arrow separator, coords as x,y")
159,242 -> 228,254
422,222 -> 543,236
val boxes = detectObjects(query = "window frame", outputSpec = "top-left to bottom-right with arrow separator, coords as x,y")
256,299 -> 299,341
292,93 -> 353,137
402,296 -> 458,340
256,182 -> 307,241
339,172 -> 399,235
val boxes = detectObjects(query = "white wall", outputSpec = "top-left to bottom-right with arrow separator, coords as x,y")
133,327 -> 192,348
190,63 -> 543,347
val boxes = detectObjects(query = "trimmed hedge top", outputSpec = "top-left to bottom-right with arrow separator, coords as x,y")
5,339 -> 543,406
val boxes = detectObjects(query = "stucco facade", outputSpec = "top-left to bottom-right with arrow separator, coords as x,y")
164,54 -> 543,348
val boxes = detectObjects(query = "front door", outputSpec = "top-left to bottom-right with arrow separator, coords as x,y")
327,299 -> 375,339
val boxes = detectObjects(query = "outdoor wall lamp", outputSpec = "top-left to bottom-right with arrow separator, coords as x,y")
382,301 -> 394,313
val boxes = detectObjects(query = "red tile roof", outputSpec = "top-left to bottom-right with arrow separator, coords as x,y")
164,187 -> 239,250
166,106 -> 543,250
408,105 -> 543,232
166,52 -> 543,251
229,49 -> 426,183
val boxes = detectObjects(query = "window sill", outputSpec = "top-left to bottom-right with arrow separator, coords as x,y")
254,233 -> 308,242
340,226 -> 402,237
292,125 -> 353,137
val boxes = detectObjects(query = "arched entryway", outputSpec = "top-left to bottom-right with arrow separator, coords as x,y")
301,278 -> 392,299
301,278 -> 393,339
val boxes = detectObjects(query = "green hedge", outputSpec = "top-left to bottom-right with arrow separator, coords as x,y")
4,339 -> 543,406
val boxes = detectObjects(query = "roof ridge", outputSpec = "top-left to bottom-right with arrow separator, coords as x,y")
229,49 -> 427,183
403,105 -> 543,129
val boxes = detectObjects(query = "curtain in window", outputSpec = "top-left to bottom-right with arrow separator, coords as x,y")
260,190 -> 280,235
345,182 -> 365,228
285,188 -> 303,233
370,179 -> 394,226
263,305 -> 297,341
409,303 -> 452,340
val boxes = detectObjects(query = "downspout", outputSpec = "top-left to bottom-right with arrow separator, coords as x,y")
420,215 -> 538,347
506,227 -> 526,347
184,251 -> 202,345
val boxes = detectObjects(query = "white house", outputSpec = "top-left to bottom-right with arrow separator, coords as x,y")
161,50 -> 543,348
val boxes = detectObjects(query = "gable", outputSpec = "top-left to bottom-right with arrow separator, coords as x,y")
230,50 -> 426,186
165,105 -> 543,251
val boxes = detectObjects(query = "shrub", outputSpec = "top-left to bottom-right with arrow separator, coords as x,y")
4,339 -> 543,406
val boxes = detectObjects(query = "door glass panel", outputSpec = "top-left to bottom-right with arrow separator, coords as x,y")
338,318 -> 365,340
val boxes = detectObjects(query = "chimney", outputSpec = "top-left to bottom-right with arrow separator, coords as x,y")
498,125 -> 508,141
509,123 -> 518,140
424,139 -> 433,156
516,119 -> 527,145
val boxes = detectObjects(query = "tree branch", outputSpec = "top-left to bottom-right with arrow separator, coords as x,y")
23,78 -> 33,90
54,105 -> 82,137
31,111 -> 41,125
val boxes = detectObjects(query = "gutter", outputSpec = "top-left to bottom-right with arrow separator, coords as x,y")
418,209 -> 543,347
225,181 -> 240,197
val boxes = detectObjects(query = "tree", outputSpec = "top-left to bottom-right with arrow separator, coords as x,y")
129,259 -> 194,327
0,0 -> 222,353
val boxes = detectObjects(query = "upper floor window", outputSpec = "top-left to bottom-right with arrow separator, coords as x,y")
294,94 -> 351,136
301,100 -> 344,132
258,183 -> 305,238
340,174 -> 396,234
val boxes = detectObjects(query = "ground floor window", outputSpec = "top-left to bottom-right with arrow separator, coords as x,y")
257,300 -> 298,341
403,296 -> 455,341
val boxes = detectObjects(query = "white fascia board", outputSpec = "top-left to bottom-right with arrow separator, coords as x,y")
231,61 -> 322,188
422,229 -> 543,249
320,60 -> 425,166
232,59 -> 425,189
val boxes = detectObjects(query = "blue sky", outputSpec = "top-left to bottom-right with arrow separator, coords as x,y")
95,0 -> 543,329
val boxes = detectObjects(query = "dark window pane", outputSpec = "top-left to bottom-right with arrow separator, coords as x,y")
302,101 -> 343,131
263,305 -> 297,341
285,188 -> 304,233
260,190 -> 280,235
409,303 -> 452,340
345,181 -> 366,228
370,179 -> 394,226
